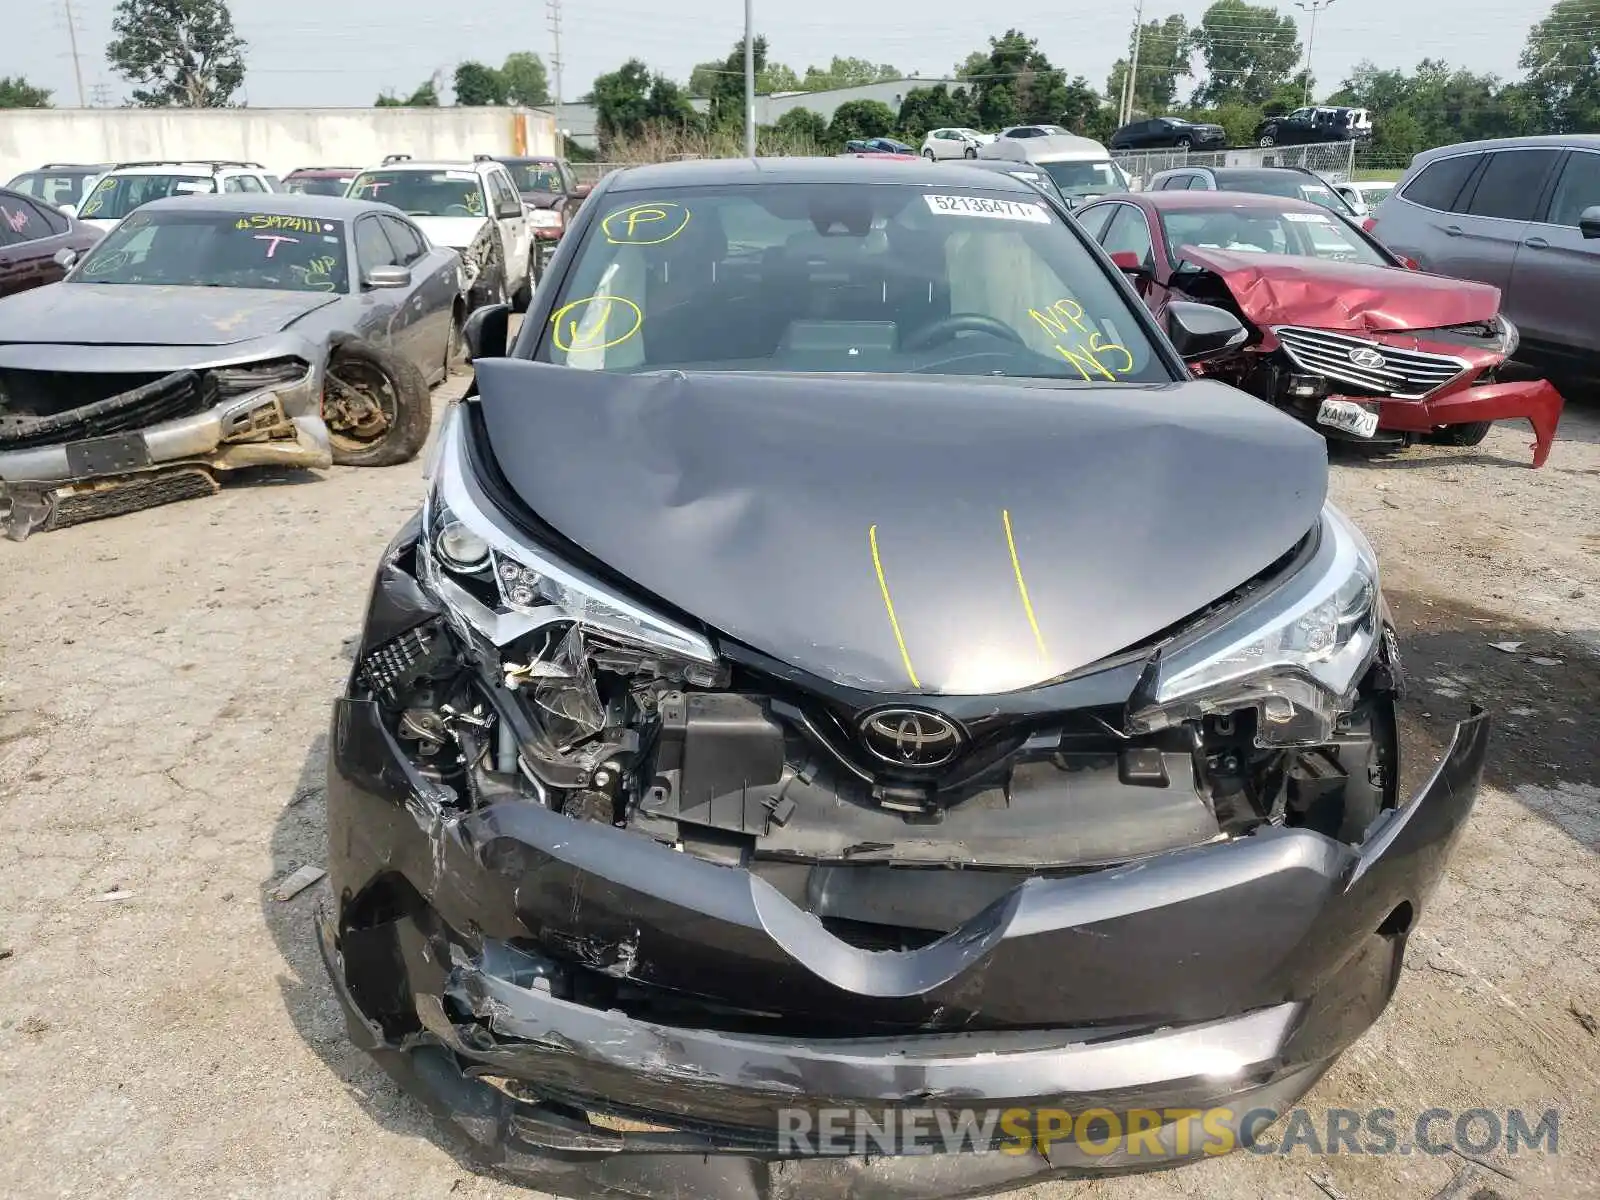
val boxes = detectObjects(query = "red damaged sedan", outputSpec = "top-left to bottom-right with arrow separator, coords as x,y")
1075,190 -> 1565,466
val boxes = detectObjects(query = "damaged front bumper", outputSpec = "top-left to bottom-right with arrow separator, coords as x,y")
0,361 -> 332,538
1374,378 -> 1565,468
322,671 -> 1489,1197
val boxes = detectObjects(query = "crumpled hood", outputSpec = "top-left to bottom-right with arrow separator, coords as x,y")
1176,246 -> 1502,333
473,361 -> 1328,695
413,215 -> 491,251
0,283 -> 340,347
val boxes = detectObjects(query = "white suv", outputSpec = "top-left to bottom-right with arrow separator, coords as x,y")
346,155 -> 533,311
919,128 -> 994,161
73,161 -> 277,231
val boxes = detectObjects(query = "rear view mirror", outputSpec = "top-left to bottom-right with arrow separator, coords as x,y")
1165,301 -> 1248,363
1580,205 -> 1600,240
463,303 -> 510,361
364,264 -> 412,289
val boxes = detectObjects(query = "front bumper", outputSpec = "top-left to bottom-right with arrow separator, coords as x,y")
1375,378 -> 1565,467
322,675 -> 1489,1195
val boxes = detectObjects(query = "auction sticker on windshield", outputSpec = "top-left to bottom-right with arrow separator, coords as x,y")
1283,211 -> 1333,223
923,194 -> 1051,223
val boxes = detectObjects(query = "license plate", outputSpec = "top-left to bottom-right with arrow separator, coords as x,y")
65,433 -> 152,476
1316,399 -> 1380,438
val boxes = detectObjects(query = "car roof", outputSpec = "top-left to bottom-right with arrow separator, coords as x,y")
363,160 -> 496,173
102,162 -> 260,176
1117,190 -> 1335,215
287,166 -> 361,176
133,192 -> 398,218
1409,133 -> 1600,164
606,156 -> 1038,194
496,156 -> 563,166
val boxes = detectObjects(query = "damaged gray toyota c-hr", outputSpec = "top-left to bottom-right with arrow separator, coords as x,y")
320,158 -> 1489,1199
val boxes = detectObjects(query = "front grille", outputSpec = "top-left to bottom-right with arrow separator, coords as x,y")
1272,326 -> 1467,399
0,369 -> 206,449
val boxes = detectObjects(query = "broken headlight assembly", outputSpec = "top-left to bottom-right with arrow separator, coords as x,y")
1130,503 -> 1382,746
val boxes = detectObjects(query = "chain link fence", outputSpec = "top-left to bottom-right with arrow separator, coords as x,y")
1112,141 -> 1358,189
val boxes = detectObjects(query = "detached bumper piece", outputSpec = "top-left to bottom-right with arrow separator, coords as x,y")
322,678 -> 1490,1198
0,365 -> 331,539
1377,378 -> 1566,469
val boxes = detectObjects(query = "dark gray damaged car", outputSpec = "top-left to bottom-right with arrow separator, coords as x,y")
321,159 -> 1488,1197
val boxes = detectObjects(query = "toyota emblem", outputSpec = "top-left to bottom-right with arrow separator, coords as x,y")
1348,346 -> 1387,369
860,708 -> 964,767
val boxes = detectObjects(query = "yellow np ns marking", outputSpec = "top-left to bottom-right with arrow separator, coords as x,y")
1002,509 -> 1048,662
869,524 -> 921,690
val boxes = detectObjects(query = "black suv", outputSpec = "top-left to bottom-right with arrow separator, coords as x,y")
1109,117 -> 1226,152
1254,106 -> 1373,148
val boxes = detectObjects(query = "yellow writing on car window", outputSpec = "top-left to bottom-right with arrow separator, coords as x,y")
464,190 -> 485,216
602,202 -> 691,245
233,214 -> 326,234
550,294 -> 643,352
290,255 -> 339,292
1031,298 -> 1133,382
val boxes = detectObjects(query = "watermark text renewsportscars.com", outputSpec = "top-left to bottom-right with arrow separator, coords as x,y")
776,1106 -> 1560,1158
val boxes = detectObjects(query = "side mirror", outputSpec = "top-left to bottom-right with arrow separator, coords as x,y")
52,247 -> 78,271
1165,301 -> 1248,363
1580,205 -> 1600,240
1109,250 -> 1151,282
1396,255 -> 1420,272
497,198 -> 523,219
463,303 -> 511,361
59,203 -> 78,219
574,183 -> 592,199
363,264 -> 412,289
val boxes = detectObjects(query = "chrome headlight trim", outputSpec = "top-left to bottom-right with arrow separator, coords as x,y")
421,404 -> 718,666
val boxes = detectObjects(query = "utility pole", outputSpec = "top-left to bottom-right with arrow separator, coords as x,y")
1295,0 -> 1337,107
1119,0 -> 1145,128
62,0 -> 86,108
743,0 -> 756,157
546,0 -> 564,149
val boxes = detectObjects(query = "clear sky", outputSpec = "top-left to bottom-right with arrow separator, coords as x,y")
15,0 -> 1543,110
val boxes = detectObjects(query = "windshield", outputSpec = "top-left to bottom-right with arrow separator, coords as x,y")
285,175 -> 356,196
1161,206 -> 1390,268
511,163 -> 564,193
1040,159 -> 1130,199
9,170 -> 95,207
72,209 -> 350,292
532,183 -> 1166,384
1219,173 -> 1351,214
79,174 -> 216,220
347,169 -> 486,217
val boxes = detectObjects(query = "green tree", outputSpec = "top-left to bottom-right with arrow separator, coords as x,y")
454,61 -> 506,106
761,63 -> 802,93
689,49 -> 800,98
376,79 -> 440,107
801,56 -> 900,91
1106,15 -> 1191,114
106,0 -> 246,107
962,30 -> 1071,127
501,52 -> 550,106
1059,76 -> 1113,140
0,76 -> 53,108
827,98 -> 896,144
643,74 -> 700,129
708,36 -> 768,127
592,59 -> 653,141
687,61 -> 721,98
1521,1 -> 1600,132
1190,0 -> 1301,107
896,84 -> 976,139
773,107 -> 828,144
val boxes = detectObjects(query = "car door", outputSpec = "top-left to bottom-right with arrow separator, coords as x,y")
1435,147 -> 1561,294
0,191 -> 72,297
1098,202 -> 1165,309
379,213 -> 451,377
352,214 -> 409,355
1504,147 -> 1600,357
487,168 -> 530,288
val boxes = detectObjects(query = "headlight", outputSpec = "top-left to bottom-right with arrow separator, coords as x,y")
529,209 -> 563,229
1130,503 -> 1381,745
419,403 -> 720,673
1498,315 -> 1519,359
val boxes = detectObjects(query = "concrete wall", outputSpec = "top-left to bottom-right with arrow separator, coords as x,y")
753,78 -> 966,128
0,107 -> 559,184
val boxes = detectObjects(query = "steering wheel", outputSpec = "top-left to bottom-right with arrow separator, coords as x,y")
902,312 -> 1026,351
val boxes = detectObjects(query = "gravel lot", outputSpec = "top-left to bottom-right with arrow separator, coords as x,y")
1,371 -> 1595,1200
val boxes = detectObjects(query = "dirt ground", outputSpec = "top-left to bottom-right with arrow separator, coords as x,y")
1,374 -> 1595,1200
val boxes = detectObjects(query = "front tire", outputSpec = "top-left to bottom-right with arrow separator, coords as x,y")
1175,136 -> 1193,150
1259,133 -> 1277,147
1425,421 -> 1493,447
922,149 -> 936,161
963,146 -> 977,159
323,341 -> 432,467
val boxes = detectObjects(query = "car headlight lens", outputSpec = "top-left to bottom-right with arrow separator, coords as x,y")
530,209 -> 563,229
1130,503 -> 1382,745
419,403 -> 720,673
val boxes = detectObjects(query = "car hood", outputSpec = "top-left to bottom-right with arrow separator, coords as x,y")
412,215 -> 491,250
0,284 -> 341,347
473,362 -> 1328,695
1175,246 -> 1503,333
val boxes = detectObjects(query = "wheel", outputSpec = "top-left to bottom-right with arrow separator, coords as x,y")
1259,133 -> 1277,147
444,306 -> 466,376
1175,136 -> 1193,150
1425,421 -> 1493,447
511,249 -> 534,313
322,341 -> 432,467
922,149 -> 936,160
963,145 -> 977,158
